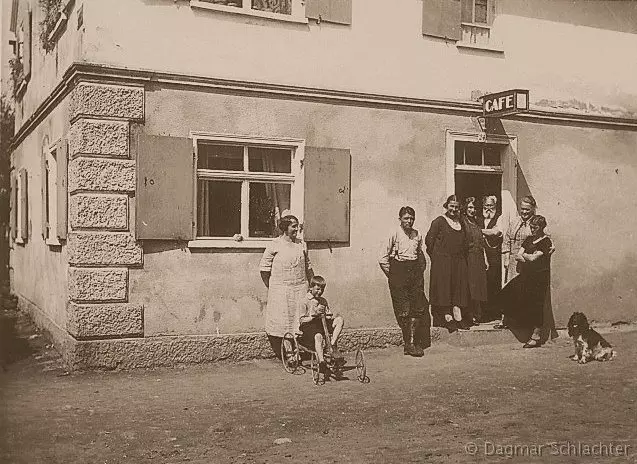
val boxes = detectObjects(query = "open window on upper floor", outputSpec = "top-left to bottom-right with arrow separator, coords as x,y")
422,0 -> 502,53
190,0 -> 351,25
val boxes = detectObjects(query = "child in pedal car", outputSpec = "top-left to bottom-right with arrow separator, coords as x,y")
298,276 -> 345,375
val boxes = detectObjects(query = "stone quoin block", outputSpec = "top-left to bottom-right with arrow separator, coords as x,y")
70,82 -> 144,120
69,119 -> 129,158
69,157 -> 135,193
70,194 -> 128,230
68,232 -> 142,266
67,302 -> 143,339
68,268 -> 128,302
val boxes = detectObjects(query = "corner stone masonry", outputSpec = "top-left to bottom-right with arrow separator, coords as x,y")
65,81 -> 145,353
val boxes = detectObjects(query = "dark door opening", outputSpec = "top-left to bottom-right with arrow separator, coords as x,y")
454,172 -> 502,213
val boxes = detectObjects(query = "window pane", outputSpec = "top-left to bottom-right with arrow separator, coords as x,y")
197,180 -> 241,237
248,147 -> 292,173
249,182 -> 291,238
475,0 -> 488,23
197,143 -> 243,171
484,145 -> 501,166
454,141 -> 465,165
465,143 -> 482,165
252,0 -> 291,15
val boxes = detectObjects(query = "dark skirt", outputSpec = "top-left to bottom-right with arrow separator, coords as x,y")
429,252 -> 469,307
467,250 -> 488,302
388,259 -> 429,321
494,270 -> 550,329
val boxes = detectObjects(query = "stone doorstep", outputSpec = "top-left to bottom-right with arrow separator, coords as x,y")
16,296 -> 637,371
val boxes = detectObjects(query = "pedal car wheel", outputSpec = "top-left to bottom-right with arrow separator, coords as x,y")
310,352 -> 321,385
281,333 -> 299,374
355,348 -> 368,383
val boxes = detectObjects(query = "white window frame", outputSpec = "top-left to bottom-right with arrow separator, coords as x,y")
44,141 -> 60,246
190,0 -> 308,24
445,129 -> 518,226
189,132 -> 305,249
457,0 -> 503,53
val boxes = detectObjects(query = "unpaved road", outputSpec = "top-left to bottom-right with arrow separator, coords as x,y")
1,324 -> 636,463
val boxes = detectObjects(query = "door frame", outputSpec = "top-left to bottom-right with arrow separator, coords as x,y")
445,129 -> 518,227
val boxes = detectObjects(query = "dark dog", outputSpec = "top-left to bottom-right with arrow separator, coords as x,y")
567,312 -> 616,364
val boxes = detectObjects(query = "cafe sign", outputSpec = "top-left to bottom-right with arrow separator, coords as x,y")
482,89 -> 529,117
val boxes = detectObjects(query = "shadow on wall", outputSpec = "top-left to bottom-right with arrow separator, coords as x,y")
560,253 -> 637,325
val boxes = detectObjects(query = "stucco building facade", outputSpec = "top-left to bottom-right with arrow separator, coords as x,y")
5,0 -> 637,369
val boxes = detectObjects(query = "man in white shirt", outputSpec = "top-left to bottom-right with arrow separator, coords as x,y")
481,195 -> 504,322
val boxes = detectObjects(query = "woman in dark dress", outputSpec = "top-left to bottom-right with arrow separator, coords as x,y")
425,195 -> 469,332
495,215 -> 553,348
461,197 -> 488,327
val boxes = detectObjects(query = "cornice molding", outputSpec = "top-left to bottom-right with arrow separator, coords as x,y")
10,62 -> 637,150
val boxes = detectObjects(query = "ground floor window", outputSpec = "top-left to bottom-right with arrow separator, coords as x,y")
195,138 -> 301,240
42,142 -> 60,245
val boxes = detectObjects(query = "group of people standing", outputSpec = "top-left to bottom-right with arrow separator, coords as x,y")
380,194 -> 554,355
257,194 -> 554,361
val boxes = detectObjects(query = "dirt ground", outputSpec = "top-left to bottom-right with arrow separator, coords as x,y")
0,310 -> 636,464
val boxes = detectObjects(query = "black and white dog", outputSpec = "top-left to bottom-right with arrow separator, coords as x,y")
567,312 -> 616,364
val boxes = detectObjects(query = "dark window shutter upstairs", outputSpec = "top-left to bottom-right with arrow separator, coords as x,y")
303,147 -> 351,242
422,0 -> 461,41
306,0 -> 352,25
23,11 -> 31,80
57,140 -> 68,240
136,134 -> 194,240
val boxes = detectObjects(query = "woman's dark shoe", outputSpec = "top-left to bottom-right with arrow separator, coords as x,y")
523,339 -> 541,348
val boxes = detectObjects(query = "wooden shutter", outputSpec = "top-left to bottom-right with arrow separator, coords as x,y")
41,151 -> 48,239
9,172 -> 16,240
136,134 -> 194,240
19,168 -> 28,241
303,147 -> 351,242
422,0 -> 461,41
57,140 -> 68,240
306,0 -> 352,25
23,11 -> 32,80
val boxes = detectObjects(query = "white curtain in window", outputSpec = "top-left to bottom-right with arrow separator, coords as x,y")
262,154 -> 291,236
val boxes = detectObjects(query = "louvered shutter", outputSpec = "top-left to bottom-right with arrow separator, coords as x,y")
57,140 -> 68,240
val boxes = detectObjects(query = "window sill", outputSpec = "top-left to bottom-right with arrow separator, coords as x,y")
456,42 -> 504,53
188,238 -> 273,249
46,237 -> 61,247
190,1 -> 309,24
14,237 -> 25,246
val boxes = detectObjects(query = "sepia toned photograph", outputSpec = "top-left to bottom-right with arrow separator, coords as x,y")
0,0 -> 635,462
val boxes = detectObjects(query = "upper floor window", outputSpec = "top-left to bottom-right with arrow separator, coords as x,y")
422,0 -> 501,52
191,0 -> 352,25
191,0 -> 306,23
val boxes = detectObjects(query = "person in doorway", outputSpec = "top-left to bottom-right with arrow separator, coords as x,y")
425,195 -> 469,332
298,275 -> 345,375
495,215 -> 553,348
259,215 -> 314,357
481,195 -> 504,322
379,206 -> 430,357
461,197 -> 488,327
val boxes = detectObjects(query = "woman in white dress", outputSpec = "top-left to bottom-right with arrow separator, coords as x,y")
259,215 -> 313,356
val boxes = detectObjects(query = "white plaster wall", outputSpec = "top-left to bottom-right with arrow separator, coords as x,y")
10,98 -> 70,330
80,0 -> 637,113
